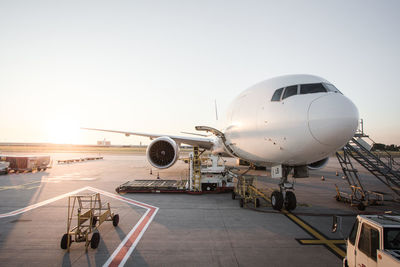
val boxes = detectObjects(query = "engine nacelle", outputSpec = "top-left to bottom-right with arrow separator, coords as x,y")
146,136 -> 179,169
307,157 -> 329,170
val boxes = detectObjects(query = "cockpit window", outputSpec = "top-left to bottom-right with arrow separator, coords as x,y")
271,88 -> 283,101
282,85 -> 298,100
300,83 -> 327,94
323,83 -> 343,94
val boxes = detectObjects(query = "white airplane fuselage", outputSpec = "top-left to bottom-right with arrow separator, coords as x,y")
213,74 -> 359,167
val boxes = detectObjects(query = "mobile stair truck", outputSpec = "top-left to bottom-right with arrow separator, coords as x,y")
333,214 -> 400,267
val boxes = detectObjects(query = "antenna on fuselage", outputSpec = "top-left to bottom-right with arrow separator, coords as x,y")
214,99 -> 218,121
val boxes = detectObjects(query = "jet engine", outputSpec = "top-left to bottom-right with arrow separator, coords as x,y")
307,157 -> 329,170
146,136 -> 179,169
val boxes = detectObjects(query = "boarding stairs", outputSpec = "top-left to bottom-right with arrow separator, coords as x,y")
344,137 -> 400,197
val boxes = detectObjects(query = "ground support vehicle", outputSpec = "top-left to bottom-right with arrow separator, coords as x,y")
60,193 -> 119,251
335,184 -> 384,211
339,214 -> 400,267
230,169 -> 297,211
0,155 -> 51,172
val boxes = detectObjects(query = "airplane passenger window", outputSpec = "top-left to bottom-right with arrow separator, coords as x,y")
271,88 -> 283,101
300,83 -> 327,94
282,85 -> 298,100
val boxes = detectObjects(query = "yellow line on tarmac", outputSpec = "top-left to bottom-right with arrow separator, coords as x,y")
283,210 -> 346,258
299,239 -> 346,245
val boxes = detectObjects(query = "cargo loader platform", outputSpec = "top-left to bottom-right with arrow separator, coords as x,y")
115,179 -> 233,194
116,147 -> 234,195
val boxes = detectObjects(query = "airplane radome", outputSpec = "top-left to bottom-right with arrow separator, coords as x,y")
82,74 -> 359,175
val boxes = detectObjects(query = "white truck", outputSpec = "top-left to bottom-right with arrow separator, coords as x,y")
340,215 -> 400,267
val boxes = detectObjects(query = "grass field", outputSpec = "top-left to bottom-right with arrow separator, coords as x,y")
0,144 -> 197,154
0,145 -> 147,154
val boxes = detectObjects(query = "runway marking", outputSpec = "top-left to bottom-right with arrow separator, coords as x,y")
0,187 -> 90,218
283,210 -> 346,259
0,186 -> 159,267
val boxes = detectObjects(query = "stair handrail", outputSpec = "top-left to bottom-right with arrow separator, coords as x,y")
348,138 -> 399,178
364,136 -> 400,171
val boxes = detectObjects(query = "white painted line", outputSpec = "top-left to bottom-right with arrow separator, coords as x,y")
0,186 -> 159,267
0,186 -> 90,218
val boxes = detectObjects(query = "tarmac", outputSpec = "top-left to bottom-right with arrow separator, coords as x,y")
0,152 -> 399,266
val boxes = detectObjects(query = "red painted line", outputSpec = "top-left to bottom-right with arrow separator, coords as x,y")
0,186 -> 159,266
112,194 -> 155,209
109,207 -> 156,267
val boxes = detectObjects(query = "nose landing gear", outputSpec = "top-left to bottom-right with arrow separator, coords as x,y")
271,166 -> 297,211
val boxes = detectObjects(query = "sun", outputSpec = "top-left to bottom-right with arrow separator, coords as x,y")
45,119 -> 81,144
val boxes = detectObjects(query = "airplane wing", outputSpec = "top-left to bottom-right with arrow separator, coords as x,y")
81,127 -> 215,150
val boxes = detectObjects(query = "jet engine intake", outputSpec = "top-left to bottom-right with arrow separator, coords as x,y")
146,136 -> 179,169
307,157 -> 329,170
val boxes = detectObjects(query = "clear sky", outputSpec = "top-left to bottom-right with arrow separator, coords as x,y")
0,0 -> 399,145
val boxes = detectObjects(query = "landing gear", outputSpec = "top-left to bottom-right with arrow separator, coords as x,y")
271,190 -> 284,210
284,191 -> 297,211
278,166 -> 297,211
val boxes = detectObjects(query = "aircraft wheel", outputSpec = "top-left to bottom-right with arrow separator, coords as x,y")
239,198 -> 244,208
60,233 -> 70,249
90,232 -> 100,249
285,191 -> 297,211
112,214 -> 119,227
271,191 -> 283,211
232,191 -> 236,200
255,198 -> 260,208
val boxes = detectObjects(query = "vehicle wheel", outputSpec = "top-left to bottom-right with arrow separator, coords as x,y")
232,191 -> 236,200
255,198 -> 260,208
357,202 -> 365,211
112,214 -> 119,227
271,191 -> 283,211
239,198 -> 244,208
90,232 -> 100,249
285,191 -> 297,211
60,233 -> 70,249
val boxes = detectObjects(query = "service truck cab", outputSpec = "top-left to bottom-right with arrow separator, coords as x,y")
344,215 -> 400,267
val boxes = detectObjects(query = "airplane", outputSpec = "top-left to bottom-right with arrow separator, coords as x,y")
82,74 -> 359,211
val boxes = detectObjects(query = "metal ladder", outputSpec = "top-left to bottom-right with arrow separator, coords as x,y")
336,148 -> 367,202
344,137 -> 400,198
192,146 -> 202,191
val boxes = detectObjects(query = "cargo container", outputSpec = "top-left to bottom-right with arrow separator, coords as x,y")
0,155 -> 51,171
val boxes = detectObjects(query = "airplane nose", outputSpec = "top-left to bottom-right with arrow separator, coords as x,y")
308,93 -> 359,147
